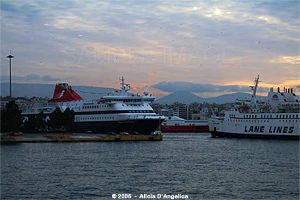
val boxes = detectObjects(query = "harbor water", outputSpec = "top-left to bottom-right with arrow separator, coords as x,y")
1,132 -> 299,199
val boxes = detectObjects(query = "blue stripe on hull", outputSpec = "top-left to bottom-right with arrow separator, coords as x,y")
72,119 -> 161,135
210,131 -> 300,140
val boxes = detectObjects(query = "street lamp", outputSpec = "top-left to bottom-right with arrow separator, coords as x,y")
6,54 -> 14,98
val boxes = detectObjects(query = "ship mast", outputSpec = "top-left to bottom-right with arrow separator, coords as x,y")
120,76 -> 130,95
250,75 -> 260,105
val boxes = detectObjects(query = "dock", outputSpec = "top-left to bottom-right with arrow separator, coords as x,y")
1,133 -> 163,143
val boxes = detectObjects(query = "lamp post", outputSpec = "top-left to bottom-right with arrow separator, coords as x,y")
6,54 -> 14,98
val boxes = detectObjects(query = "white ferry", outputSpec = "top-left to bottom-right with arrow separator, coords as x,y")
22,77 -> 165,134
208,75 -> 299,140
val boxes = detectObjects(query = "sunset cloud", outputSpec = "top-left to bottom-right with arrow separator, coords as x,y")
270,56 -> 300,65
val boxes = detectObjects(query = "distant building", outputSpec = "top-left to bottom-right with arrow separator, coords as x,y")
201,103 -> 209,115
15,99 -> 27,111
173,105 -> 189,119
0,101 -> 8,110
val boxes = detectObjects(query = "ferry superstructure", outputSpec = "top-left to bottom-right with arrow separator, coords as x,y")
208,75 -> 300,140
22,77 -> 165,134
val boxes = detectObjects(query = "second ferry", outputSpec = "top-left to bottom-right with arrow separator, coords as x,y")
161,116 -> 209,132
208,75 -> 299,140
22,77 -> 165,134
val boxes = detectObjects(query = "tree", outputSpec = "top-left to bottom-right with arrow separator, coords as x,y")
22,115 -> 37,132
62,108 -> 75,132
48,107 -> 63,130
36,111 -> 47,130
1,110 -> 8,132
1,101 -> 22,132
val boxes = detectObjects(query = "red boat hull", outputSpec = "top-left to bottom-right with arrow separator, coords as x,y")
161,125 -> 209,132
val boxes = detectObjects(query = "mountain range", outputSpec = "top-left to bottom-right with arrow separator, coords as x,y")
153,91 -> 255,104
1,82 -> 257,104
1,83 -> 114,100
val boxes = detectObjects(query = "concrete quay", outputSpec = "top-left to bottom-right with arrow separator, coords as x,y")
1,132 -> 163,143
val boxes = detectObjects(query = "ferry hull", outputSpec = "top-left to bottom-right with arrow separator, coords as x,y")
161,125 -> 209,132
210,131 -> 300,140
72,119 -> 162,135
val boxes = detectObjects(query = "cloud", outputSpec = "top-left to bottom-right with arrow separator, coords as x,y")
269,56 -> 300,65
0,0 -> 299,97
1,74 -> 62,82
151,81 -> 269,93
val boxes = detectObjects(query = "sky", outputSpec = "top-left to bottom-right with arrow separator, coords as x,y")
1,0 -> 299,98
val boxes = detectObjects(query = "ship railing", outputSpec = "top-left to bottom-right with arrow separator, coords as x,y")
127,115 -> 164,120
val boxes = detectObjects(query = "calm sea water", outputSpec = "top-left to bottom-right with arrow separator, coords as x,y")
1,132 -> 299,199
